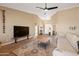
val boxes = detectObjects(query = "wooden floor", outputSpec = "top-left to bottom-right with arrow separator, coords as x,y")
0,35 -> 55,56
0,39 -> 31,55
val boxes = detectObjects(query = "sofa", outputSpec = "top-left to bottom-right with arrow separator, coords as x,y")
53,32 -> 79,56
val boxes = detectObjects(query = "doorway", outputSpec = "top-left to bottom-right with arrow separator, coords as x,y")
35,24 -> 53,36
44,24 -> 53,35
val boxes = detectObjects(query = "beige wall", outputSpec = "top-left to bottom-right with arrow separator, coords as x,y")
0,5 -> 79,44
0,6 -> 39,44
0,6 -> 56,44
55,7 -> 79,35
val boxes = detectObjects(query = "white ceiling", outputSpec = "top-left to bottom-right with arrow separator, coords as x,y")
0,3 -> 79,20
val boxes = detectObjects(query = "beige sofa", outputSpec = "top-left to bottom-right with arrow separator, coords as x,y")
53,32 -> 79,56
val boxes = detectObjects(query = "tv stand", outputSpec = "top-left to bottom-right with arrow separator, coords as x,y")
27,35 -> 29,39
14,35 -> 29,43
14,38 -> 18,43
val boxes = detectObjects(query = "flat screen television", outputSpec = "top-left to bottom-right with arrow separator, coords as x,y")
14,26 -> 29,38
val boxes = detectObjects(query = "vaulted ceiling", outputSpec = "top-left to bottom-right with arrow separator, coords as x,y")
0,3 -> 79,20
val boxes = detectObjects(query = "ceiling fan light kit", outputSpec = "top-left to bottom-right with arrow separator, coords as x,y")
36,3 -> 58,11
36,3 -> 58,20
44,9 -> 48,11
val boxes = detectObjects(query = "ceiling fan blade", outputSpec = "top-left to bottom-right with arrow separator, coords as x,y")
47,6 -> 58,10
36,7 -> 44,10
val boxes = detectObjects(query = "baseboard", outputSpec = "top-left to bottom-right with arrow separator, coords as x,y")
1,41 -> 14,46
1,37 -> 27,46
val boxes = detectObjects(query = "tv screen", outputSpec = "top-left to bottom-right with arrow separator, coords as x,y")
14,26 -> 29,38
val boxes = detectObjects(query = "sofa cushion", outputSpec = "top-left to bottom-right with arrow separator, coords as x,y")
53,48 -> 77,56
57,35 -> 76,53
66,33 -> 79,51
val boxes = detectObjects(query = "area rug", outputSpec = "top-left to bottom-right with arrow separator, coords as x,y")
13,39 -> 55,56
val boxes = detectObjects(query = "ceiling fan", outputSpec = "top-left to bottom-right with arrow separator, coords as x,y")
36,3 -> 58,11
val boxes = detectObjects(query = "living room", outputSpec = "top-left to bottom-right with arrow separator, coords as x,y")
0,3 -> 79,56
